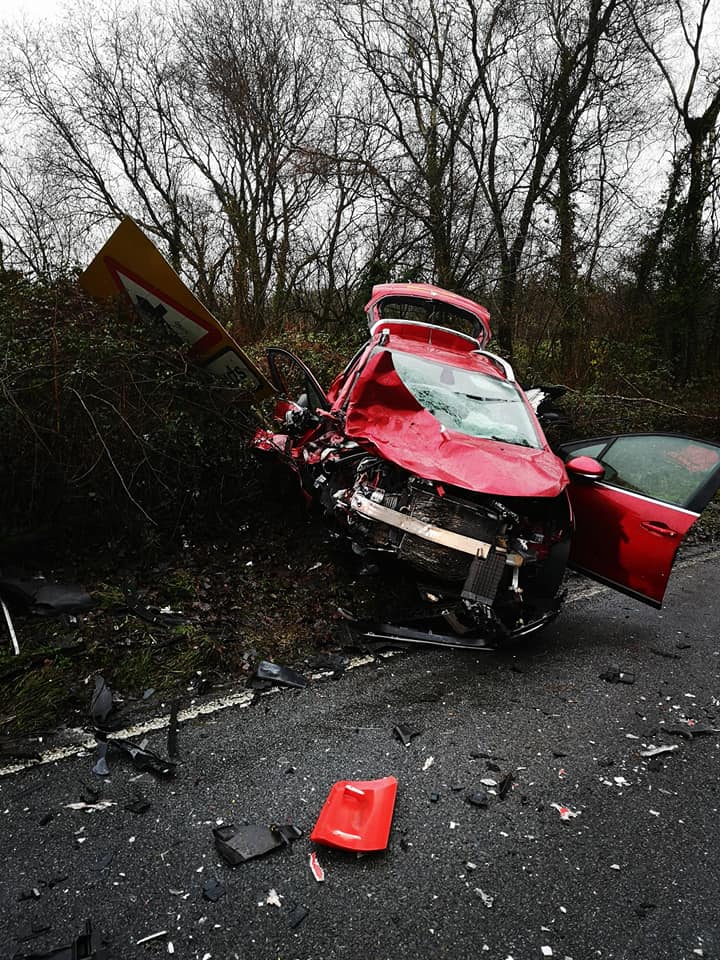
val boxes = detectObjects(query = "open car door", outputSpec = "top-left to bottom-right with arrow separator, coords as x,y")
559,434 -> 720,607
266,348 -> 330,414
253,348 -> 331,469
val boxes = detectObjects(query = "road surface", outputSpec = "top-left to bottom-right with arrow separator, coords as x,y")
2,550 -> 719,960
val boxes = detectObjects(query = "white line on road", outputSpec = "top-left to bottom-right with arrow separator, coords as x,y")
1,551 -> 715,779
0,654 -> 383,778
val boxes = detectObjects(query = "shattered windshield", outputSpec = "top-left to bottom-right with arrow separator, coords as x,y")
392,350 -> 540,448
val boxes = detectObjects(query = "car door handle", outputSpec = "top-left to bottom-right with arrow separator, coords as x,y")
640,521 -> 678,538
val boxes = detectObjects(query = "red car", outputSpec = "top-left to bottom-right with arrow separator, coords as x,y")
81,224 -> 720,649
254,283 -> 720,647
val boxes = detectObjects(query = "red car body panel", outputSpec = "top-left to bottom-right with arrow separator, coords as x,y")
342,339 -> 567,498
310,776 -> 398,852
560,434 -> 720,606
566,483 -> 698,606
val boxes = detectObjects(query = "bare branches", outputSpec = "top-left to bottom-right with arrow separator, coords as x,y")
70,387 -> 157,525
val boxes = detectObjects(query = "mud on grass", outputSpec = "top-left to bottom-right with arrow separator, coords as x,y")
0,486 -> 409,738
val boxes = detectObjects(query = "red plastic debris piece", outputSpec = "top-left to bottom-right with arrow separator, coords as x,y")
310,777 -> 398,851
309,851 -> 325,881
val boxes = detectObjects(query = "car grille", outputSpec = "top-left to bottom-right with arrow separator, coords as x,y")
398,489 -> 500,580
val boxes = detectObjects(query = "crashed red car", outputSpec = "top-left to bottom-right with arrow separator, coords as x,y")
254,283 -> 720,647
80,222 -> 720,650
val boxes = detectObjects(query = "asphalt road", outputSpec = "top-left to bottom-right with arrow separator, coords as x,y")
2,551 -> 719,960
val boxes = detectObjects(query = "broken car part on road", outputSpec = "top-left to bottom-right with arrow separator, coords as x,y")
213,823 -> 303,866
249,661 -> 308,690
310,776 -> 398,852
102,736 -> 176,778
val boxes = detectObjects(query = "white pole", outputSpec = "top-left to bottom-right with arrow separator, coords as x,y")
1,600 -> 19,655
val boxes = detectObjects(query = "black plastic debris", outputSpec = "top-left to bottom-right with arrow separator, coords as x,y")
286,904 -> 308,929
124,795 -> 151,815
191,673 -> 211,696
249,661 -> 308,690
636,901 -> 658,918
305,653 -> 348,679
392,725 -> 420,748
91,742 -> 110,778
273,823 -> 303,846
167,701 -> 180,761
18,888 -> 41,901
466,791 -> 489,809
0,577 -> 92,617
13,919 -> 100,959
202,879 -> 226,902
650,646 -> 681,660
90,676 -> 113,724
125,599 -> 186,628
106,737 -> 175,777
79,783 -> 102,805
38,812 -> 54,827
213,823 -> 301,865
663,722 -> 719,739
486,760 -> 501,772
599,667 -> 635,685
429,792 -> 441,803
498,772 -> 514,800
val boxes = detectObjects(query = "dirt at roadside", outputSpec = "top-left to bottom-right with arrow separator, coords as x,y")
0,472 -> 412,741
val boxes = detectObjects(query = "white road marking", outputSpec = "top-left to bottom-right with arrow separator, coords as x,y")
0,653 -> 388,778
1,551 -> 715,779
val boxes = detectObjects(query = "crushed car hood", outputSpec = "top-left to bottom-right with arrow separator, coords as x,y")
343,351 -> 567,498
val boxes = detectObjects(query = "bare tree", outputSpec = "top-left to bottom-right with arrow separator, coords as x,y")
322,0 -> 506,294
0,0 -> 339,336
628,0 -> 720,378
468,0 -> 623,354
167,0 -> 331,336
0,4 -> 220,292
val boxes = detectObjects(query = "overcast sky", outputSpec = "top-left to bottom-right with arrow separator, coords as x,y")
1,0 -> 64,21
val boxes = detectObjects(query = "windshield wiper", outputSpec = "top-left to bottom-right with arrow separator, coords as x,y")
464,394 -> 511,402
489,435 -> 533,447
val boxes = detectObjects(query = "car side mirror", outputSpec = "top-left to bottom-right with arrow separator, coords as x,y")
565,455 -> 605,483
